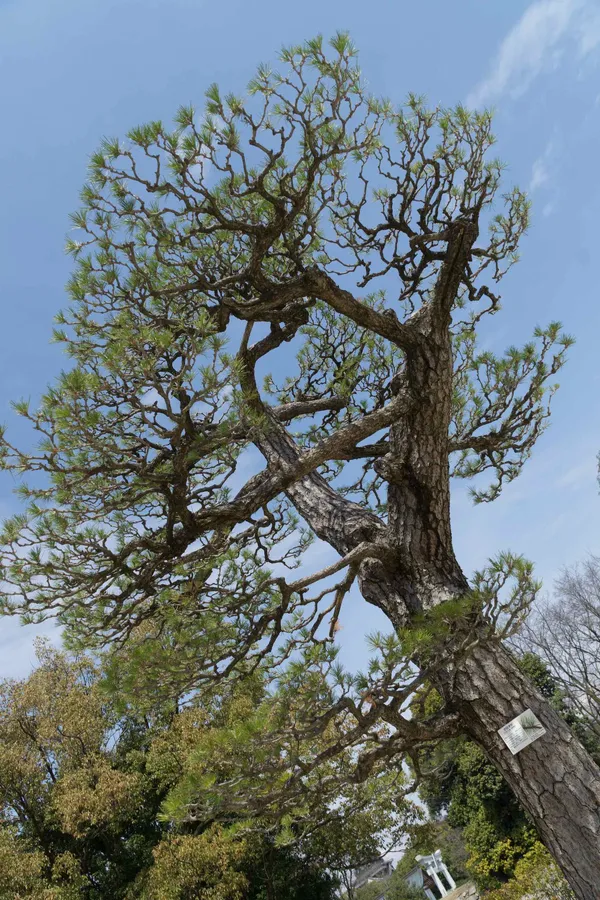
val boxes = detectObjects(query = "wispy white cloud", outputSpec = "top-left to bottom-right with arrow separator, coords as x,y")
528,139 -> 562,214
528,139 -> 560,214
577,6 -> 600,56
530,160 -> 550,191
529,141 -> 555,191
556,457 -> 597,489
467,0 -> 594,108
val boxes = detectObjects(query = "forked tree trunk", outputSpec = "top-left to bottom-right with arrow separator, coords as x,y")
437,641 -> 600,900
283,308 -> 600,896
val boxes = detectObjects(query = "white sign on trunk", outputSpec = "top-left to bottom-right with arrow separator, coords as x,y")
498,709 -> 546,755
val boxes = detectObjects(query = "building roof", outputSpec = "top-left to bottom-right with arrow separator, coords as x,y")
353,858 -> 394,889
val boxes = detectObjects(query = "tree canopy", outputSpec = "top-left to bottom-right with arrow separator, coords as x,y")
0,641 -> 410,898
522,556 -> 600,743
1,32 -> 597,899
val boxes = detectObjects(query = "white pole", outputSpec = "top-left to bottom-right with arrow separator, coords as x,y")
431,869 -> 448,897
442,864 -> 456,890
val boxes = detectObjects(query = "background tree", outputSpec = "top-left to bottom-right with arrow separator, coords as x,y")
354,883 -> 388,900
129,827 -> 338,900
354,879 -> 423,900
0,642 -> 401,899
0,640 -> 162,898
520,556 -> 600,742
0,34 -> 598,898
297,778 -> 414,900
484,843 -> 575,900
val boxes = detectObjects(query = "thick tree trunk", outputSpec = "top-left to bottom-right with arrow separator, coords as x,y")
275,257 -> 600,895
438,641 -> 600,900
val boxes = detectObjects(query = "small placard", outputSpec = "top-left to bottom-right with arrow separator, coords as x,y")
498,709 -> 546,755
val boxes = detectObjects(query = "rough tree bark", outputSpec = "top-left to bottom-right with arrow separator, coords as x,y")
274,224 -> 600,898
444,641 -> 600,899
280,449 -> 600,899
303,498 -> 600,899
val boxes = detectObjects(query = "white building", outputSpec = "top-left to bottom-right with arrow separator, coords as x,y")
351,849 -> 457,899
352,858 -> 394,893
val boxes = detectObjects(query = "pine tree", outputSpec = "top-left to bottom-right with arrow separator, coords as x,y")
1,34 -> 598,898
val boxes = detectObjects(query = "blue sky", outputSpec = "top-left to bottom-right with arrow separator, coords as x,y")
1,0 -> 600,677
